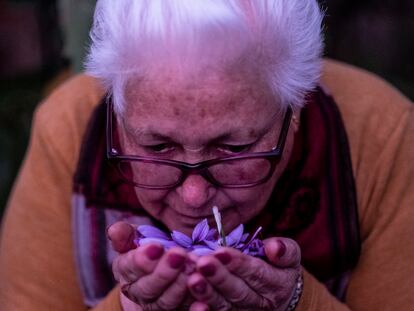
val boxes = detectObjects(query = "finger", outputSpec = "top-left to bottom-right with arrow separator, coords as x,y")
263,238 -> 301,268
189,301 -> 210,311
187,272 -> 231,311
213,247 -> 293,295
193,255 -> 266,308
129,247 -> 188,301
112,243 -> 164,284
107,221 -> 137,253
185,252 -> 198,275
151,272 -> 190,310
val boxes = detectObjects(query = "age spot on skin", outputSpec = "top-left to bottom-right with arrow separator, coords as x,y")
185,95 -> 195,102
198,108 -> 206,118
227,99 -> 237,111
169,94 -> 178,103
248,128 -> 257,139
173,106 -> 182,117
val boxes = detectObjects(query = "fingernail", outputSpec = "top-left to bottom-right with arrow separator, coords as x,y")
199,263 -> 216,277
192,280 -> 207,295
145,244 -> 164,260
277,240 -> 287,259
168,253 -> 185,269
215,252 -> 232,265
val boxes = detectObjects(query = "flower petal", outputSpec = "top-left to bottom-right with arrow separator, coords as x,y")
192,219 -> 209,243
171,231 -> 193,248
205,228 -> 217,241
226,224 -> 244,246
137,225 -> 169,239
244,239 -> 265,257
204,240 -> 219,250
138,237 -> 178,249
240,233 -> 249,243
241,226 -> 263,251
191,247 -> 215,256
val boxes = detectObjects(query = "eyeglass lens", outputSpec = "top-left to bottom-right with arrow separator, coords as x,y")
117,157 -> 273,187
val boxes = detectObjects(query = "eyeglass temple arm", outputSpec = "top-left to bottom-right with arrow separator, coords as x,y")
275,107 -> 293,152
106,97 -> 116,156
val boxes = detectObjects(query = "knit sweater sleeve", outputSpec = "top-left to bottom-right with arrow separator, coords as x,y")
344,100 -> 414,310
293,60 -> 414,310
0,76 -> 122,310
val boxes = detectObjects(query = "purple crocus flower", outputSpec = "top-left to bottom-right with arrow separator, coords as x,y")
135,225 -> 179,249
134,218 -> 265,258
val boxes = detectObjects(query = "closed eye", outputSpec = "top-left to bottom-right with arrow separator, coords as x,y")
217,143 -> 254,154
142,143 -> 176,154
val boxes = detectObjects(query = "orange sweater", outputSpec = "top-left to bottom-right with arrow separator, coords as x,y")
1,60 -> 413,310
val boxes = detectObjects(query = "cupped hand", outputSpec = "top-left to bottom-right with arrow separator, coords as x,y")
108,221 -> 196,311
187,237 -> 302,311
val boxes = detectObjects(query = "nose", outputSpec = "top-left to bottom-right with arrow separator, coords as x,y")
177,173 -> 216,208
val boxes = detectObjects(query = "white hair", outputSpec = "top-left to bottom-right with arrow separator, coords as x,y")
85,0 -> 324,114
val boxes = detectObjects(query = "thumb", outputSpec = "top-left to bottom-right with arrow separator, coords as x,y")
263,237 -> 301,268
107,221 -> 137,253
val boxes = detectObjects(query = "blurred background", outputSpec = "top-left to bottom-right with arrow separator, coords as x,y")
0,0 -> 413,216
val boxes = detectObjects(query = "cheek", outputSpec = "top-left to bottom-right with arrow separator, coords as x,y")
223,180 -> 276,223
211,158 -> 272,185
128,162 -> 181,187
134,188 -> 170,215
224,128 -> 295,222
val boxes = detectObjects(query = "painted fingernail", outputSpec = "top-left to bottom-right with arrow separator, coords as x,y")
192,280 -> 207,295
277,240 -> 287,259
200,263 -> 216,277
215,252 -> 232,265
145,244 -> 164,260
168,253 -> 185,269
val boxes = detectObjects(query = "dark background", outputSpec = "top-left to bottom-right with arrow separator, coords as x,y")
0,0 -> 413,216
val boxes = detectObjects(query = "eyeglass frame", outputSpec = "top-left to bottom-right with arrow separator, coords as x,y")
106,98 -> 293,189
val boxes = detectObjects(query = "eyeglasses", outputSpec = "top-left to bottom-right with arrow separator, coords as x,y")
106,99 -> 292,189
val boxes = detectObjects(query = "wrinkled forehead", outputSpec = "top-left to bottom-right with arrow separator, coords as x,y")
117,71 -> 287,148
122,70 -> 282,119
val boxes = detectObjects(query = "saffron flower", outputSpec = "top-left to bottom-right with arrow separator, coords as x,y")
134,208 -> 265,257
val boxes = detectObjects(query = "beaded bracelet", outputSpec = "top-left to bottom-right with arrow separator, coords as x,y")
286,273 -> 304,311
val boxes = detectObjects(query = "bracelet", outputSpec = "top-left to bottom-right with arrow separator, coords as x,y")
286,273 -> 304,311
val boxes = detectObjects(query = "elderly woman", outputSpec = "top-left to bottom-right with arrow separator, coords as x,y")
1,0 -> 413,310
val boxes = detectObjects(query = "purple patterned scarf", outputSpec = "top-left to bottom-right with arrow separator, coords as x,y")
72,86 -> 360,307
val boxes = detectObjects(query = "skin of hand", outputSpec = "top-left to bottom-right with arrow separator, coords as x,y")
108,222 -> 301,311
186,238 -> 301,311
108,221 -> 197,311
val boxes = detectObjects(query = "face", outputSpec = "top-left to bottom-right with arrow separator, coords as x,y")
118,73 -> 296,235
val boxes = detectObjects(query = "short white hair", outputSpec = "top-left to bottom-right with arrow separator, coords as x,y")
86,0 -> 324,114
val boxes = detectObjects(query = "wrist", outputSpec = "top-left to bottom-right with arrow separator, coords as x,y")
285,273 -> 304,311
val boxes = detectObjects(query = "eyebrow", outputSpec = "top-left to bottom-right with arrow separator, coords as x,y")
121,109 -> 282,144
126,126 -> 240,144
